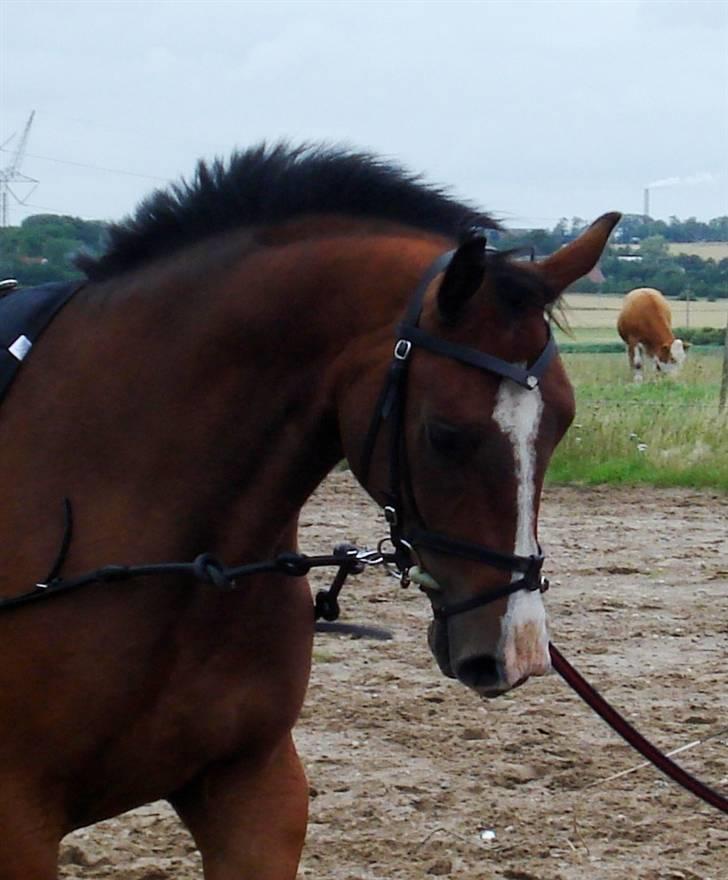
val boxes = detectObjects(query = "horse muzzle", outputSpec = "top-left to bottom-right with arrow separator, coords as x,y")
427,594 -> 551,698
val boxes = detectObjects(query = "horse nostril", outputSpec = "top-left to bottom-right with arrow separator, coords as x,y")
456,655 -> 500,690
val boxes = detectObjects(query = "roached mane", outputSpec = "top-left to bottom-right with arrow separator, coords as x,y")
77,143 -> 496,281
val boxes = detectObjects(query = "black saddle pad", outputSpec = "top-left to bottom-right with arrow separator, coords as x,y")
0,281 -> 80,405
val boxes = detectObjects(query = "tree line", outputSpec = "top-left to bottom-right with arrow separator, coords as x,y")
0,215 -> 107,286
493,213 -> 728,299
2,212 -> 728,298
492,213 -> 728,251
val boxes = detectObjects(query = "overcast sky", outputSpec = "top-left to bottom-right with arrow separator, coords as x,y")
1,0 -> 727,230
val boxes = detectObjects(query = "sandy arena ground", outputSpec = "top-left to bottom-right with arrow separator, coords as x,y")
59,473 -> 727,880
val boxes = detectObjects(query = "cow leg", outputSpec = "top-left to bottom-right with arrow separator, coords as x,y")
628,342 -> 643,383
170,734 -> 308,880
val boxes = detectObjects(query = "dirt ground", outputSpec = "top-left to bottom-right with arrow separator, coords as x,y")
59,473 -> 727,880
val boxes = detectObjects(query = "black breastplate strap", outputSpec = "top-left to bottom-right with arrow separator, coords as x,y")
359,247 -> 556,616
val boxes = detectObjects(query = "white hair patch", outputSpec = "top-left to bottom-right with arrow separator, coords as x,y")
492,377 -> 549,683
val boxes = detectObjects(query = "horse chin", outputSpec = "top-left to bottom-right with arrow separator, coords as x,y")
475,675 -> 529,701
427,619 -> 456,679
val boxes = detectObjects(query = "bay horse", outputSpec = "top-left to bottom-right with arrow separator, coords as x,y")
0,143 -> 619,879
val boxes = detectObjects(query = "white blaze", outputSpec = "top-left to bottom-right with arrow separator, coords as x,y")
492,378 -> 550,684
493,380 -> 542,559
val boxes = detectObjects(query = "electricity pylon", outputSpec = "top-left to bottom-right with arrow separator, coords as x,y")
0,111 -> 38,227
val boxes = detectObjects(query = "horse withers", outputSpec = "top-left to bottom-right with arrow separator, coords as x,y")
0,144 -> 619,878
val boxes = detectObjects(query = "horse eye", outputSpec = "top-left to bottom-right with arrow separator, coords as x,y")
427,422 -> 479,461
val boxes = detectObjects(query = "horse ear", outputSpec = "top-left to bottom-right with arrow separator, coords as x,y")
536,212 -> 621,300
437,234 -> 487,321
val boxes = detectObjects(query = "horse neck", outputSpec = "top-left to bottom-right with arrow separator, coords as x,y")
70,228 -> 445,561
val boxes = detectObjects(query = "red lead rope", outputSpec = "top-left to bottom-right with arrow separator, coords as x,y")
548,643 -> 728,814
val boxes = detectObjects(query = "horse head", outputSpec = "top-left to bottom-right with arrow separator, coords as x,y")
341,213 -> 620,697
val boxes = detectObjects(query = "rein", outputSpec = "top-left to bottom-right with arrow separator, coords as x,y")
3,513 -> 724,814
0,501 -> 390,624
549,644 -> 728,814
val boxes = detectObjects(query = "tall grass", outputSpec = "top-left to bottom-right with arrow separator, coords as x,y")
548,350 -> 728,490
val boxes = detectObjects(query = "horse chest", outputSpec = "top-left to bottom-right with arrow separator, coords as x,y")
63,639 -> 310,826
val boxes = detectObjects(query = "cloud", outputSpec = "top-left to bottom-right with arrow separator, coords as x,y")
142,46 -> 177,76
233,21 -> 332,82
639,0 -> 728,30
647,173 -> 716,189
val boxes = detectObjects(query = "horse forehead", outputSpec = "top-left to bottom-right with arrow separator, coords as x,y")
466,306 -> 552,368
493,378 -> 544,435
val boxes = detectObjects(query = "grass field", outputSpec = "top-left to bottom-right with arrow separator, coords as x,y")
667,241 -> 728,260
549,294 -> 727,489
548,349 -> 728,490
558,292 -> 728,343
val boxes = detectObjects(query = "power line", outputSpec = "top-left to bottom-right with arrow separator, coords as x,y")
0,147 -> 170,183
11,201 -> 111,218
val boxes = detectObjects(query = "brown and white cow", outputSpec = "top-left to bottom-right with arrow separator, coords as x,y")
617,287 -> 689,382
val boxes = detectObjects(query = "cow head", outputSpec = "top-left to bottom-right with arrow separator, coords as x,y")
657,339 -> 690,373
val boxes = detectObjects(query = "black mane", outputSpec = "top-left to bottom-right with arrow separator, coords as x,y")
77,143 -> 496,280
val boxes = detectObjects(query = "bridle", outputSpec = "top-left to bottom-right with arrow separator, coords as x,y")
358,244 -> 558,618
1,255 -> 726,816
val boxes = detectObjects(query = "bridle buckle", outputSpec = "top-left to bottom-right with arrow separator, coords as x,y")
393,339 -> 412,361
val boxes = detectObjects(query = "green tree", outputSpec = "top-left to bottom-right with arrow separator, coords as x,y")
0,215 -> 108,284
639,235 -> 669,258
